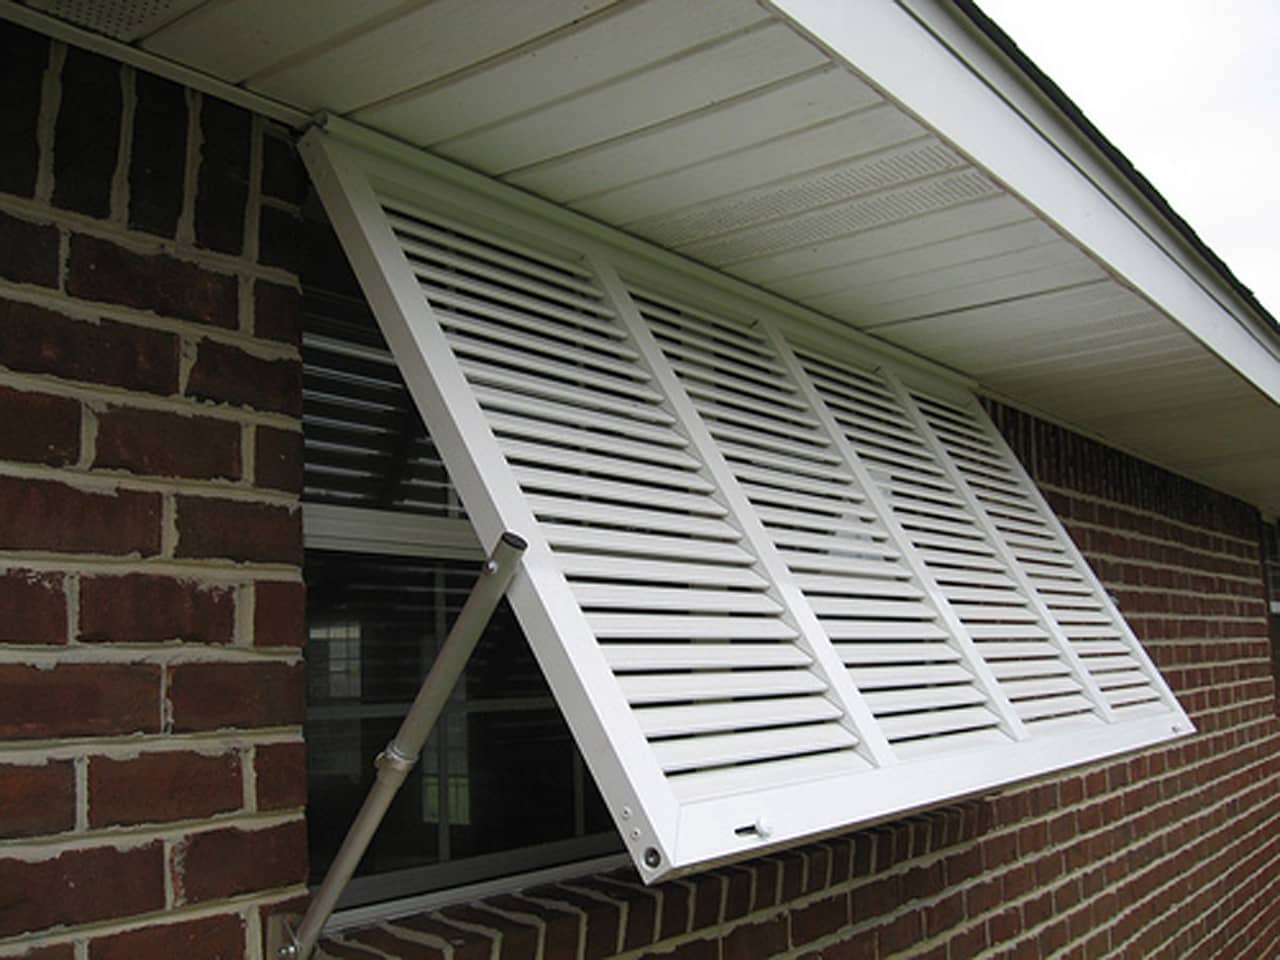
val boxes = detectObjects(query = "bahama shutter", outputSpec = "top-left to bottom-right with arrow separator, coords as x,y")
300,129 -> 1193,883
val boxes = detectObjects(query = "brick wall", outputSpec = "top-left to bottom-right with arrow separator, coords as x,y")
0,22 -> 307,959
305,410 -> 1279,960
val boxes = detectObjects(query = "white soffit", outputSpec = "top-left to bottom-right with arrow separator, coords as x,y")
301,129 -> 1192,881
8,0 -> 1279,511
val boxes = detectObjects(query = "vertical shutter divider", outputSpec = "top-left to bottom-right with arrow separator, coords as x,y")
933,389 -> 1189,720
300,134 -> 682,872
879,370 -> 1117,722
770,332 -> 1031,742
591,258 -> 898,768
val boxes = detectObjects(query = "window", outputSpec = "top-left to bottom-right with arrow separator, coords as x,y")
300,128 -> 1192,884
301,221 -> 619,909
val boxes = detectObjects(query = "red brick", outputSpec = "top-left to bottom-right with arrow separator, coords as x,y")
441,905 -> 540,960
876,909 -> 921,957
255,424 -> 302,492
128,71 -> 188,239
988,906 -> 1023,944
684,870 -> 723,929
488,894 -> 581,960
0,663 -> 160,739
0,386 -> 80,466
195,97 -> 251,256
90,912 -> 245,960
688,871 -> 730,927
175,495 -> 302,564
255,580 -> 305,647
52,48 -> 121,219
0,568 -> 66,645
66,233 -> 238,329
318,937 -> 401,958
259,204 -> 303,273
792,892 -> 849,945
255,740 -> 306,811
723,916 -> 787,960
0,476 -> 161,556
528,884 -> 620,960
79,573 -> 234,644
947,923 -> 988,959
347,929 -> 447,959
638,939 -> 717,960
752,854 -> 781,910
0,842 -> 165,937
582,876 -> 659,951
168,661 -> 304,732
0,760 -> 75,838
186,338 -> 301,414
94,406 -> 241,480
89,750 -> 242,827
924,892 -> 964,939
173,820 -> 307,904
0,20 -> 48,197
814,931 -> 876,960
0,299 -> 179,395
254,278 -> 301,344
396,912 -> 495,960
0,210 -> 59,287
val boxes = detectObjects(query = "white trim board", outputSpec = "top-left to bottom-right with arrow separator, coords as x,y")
768,0 -> 1280,405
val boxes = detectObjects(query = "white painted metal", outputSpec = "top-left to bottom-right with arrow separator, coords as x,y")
878,370 -> 1116,725
771,336 -> 1027,746
299,133 -> 680,881
908,387 -> 1190,722
596,263 -> 897,775
301,128 -> 1192,883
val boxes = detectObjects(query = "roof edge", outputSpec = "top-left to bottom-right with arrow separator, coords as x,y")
948,0 -> 1279,338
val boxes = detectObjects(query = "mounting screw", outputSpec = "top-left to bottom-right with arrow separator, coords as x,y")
278,945 -> 299,959
630,827 -> 641,840
643,847 -> 661,868
621,806 -> 632,820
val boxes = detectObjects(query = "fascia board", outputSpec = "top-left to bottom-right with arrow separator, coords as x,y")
767,0 -> 1280,406
911,0 -> 1277,336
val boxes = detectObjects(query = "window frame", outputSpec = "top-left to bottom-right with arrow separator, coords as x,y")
302,508 -> 626,909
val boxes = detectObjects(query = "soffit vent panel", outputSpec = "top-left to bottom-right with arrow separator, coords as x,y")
25,0 -> 202,40
300,130 -> 1193,883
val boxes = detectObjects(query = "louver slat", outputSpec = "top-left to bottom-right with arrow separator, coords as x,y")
910,391 -> 1176,719
797,353 -> 1112,734
302,130 -> 1193,885
383,191 -> 876,858
632,289 -> 1006,754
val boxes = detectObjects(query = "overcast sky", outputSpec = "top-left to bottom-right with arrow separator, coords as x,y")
974,0 -> 1280,318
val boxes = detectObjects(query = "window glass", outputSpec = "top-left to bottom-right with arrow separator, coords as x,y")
302,219 -> 617,907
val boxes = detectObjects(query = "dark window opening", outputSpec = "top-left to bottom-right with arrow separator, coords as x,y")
302,214 -> 620,909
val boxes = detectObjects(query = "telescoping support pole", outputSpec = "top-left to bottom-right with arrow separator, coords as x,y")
278,532 -> 528,960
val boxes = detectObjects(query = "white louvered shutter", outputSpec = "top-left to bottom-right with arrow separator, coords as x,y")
301,131 -> 1193,883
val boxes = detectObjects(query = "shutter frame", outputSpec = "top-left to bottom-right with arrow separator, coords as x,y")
299,128 -> 1194,883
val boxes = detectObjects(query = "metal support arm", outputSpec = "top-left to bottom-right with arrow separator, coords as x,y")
277,531 -> 528,960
